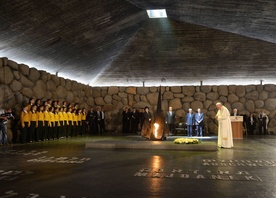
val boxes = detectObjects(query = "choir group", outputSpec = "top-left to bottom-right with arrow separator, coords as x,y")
19,98 -> 104,143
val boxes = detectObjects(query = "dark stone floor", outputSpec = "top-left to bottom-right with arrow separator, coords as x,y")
0,134 -> 275,198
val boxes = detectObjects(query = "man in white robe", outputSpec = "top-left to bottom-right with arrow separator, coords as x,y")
215,102 -> 233,148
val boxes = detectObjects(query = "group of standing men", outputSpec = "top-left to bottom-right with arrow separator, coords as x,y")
122,106 -> 205,138
231,108 -> 269,135
165,107 -> 205,137
165,103 -> 234,149
121,103 -> 233,149
122,106 -> 160,139
122,107 -> 142,134
86,107 -> 105,135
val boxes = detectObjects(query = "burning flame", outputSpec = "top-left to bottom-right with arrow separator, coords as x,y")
154,123 -> 159,138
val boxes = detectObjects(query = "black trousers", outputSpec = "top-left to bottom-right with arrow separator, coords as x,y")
67,121 -> 72,137
21,122 -> 29,143
37,121 -> 43,141
28,121 -> 36,142
43,121 -> 49,140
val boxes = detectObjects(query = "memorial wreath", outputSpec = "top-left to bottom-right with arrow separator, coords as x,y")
173,138 -> 200,144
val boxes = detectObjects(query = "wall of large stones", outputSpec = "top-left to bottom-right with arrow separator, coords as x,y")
1,57 -> 276,134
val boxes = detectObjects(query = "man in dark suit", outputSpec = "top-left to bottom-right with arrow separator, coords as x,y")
139,108 -> 145,132
86,107 -> 95,135
231,108 -> 239,116
195,108 -> 204,137
100,107 -> 105,133
258,110 -> 269,135
165,106 -> 175,135
186,108 -> 195,137
122,107 -> 131,133
141,106 -> 152,140
130,107 -> 140,134
247,113 -> 256,135
95,107 -> 102,135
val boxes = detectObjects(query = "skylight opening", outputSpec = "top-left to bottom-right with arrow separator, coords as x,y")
146,9 -> 167,18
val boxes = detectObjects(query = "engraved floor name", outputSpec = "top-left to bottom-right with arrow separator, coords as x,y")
0,170 -> 33,181
0,150 -> 48,156
0,191 -> 88,198
27,156 -> 91,164
134,168 -> 262,181
202,159 -> 276,167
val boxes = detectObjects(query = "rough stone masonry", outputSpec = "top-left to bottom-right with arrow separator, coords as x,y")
0,57 -> 275,134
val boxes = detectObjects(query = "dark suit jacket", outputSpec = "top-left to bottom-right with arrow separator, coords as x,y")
165,111 -> 175,124
186,113 -> 195,125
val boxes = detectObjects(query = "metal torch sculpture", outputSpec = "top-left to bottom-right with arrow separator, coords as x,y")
150,86 -> 168,140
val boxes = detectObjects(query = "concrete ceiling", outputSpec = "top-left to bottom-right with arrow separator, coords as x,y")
0,0 -> 275,86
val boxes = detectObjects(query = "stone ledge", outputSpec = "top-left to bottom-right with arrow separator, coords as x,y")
85,139 -> 217,151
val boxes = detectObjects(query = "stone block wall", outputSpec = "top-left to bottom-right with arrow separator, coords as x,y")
1,57 -> 276,134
